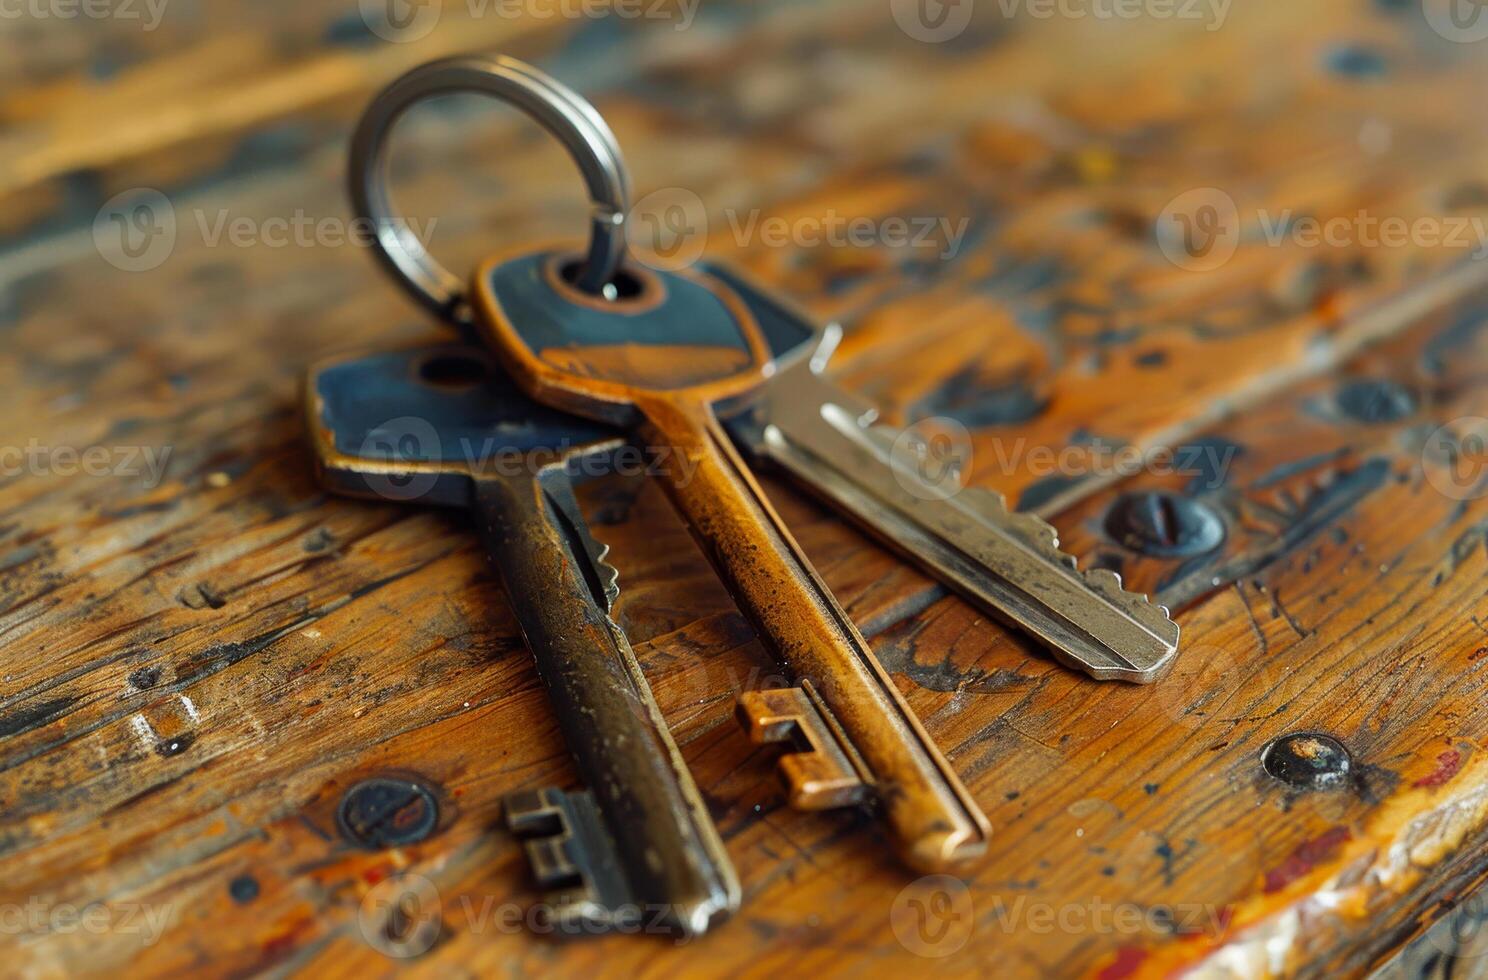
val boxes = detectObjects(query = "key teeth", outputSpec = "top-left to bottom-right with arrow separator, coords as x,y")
503,787 -> 634,933
591,541 -> 622,608
737,686 -> 871,811
1082,566 -> 1181,637
960,485 -> 1179,639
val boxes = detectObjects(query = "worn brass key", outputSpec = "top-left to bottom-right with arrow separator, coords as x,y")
472,253 -> 989,870
306,345 -> 738,936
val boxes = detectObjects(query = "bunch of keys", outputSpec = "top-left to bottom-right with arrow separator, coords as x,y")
310,54 -> 1181,938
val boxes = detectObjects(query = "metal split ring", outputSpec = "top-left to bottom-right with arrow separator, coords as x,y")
348,54 -> 633,329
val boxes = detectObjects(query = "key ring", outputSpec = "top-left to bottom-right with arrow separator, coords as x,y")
348,54 -> 633,330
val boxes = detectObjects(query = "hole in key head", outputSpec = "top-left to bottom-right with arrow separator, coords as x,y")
416,352 -> 489,391
559,259 -> 647,302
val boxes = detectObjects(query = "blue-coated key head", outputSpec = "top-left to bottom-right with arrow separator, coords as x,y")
697,262 -> 821,368
306,345 -> 620,507
473,245 -> 773,425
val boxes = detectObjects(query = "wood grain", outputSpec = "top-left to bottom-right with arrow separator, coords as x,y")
3,1 -> 1488,977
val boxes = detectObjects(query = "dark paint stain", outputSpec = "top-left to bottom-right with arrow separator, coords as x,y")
1444,181 -> 1488,210
179,583 -> 227,610
1264,826 -> 1351,893
303,528 -> 336,553
1134,350 -> 1168,367
1335,379 -> 1416,423
874,637 -> 1032,694
1154,840 -> 1176,885
587,480 -> 644,527
102,500 -> 177,519
0,696 -> 80,738
1158,458 -> 1391,610
229,875 -> 261,904
337,777 -> 441,849
155,732 -> 195,758
1423,309 -> 1488,376
173,625 -> 292,685
127,665 -> 162,690
1325,45 -> 1388,78
1261,732 -> 1352,791
1178,436 -> 1245,493
1143,783 -> 1159,795
1250,447 -> 1351,490
1017,473 -> 1084,512
322,10 -> 380,46
910,363 -> 1048,427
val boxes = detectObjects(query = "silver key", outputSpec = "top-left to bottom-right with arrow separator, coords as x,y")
714,268 -> 1180,683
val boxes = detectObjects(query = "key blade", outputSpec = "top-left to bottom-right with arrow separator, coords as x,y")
540,471 -> 621,614
746,363 -> 1179,683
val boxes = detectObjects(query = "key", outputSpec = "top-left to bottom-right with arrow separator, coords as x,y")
704,264 -> 1181,683
306,344 -> 739,937
473,250 -> 990,871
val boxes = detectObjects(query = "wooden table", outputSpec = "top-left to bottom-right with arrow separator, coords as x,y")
5,1 -> 1488,976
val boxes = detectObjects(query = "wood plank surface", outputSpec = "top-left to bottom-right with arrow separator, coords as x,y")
3,1 -> 1488,977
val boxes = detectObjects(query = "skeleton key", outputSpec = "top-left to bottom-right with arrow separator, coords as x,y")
350,55 -> 989,871
306,345 -> 738,936
704,264 -> 1182,683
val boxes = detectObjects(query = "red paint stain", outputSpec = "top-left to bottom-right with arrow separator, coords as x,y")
1097,945 -> 1148,980
1414,749 -> 1463,788
1264,826 -> 1352,894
